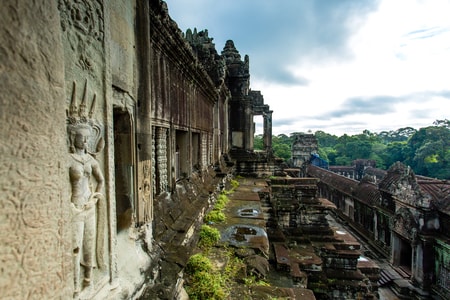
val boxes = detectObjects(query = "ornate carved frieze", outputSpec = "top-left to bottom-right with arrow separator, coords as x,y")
393,206 -> 419,241
185,28 -> 226,86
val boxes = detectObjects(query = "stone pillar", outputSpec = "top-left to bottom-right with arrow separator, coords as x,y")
201,133 -> 208,168
0,1 -> 71,298
223,96 -> 230,153
209,133 -> 213,165
136,0 -> 153,229
156,127 -> 168,193
244,99 -> 254,150
151,126 -> 157,196
263,111 -> 273,153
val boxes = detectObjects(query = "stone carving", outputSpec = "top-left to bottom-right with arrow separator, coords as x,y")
222,40 -> 242,63
59,0 -> 104,71
185,28 -> 226,86
394,206 -> 418,241
152,126 -> 157,197
156,127 -> 168,193
67,80 -> 105,297
142,160 -> 152,223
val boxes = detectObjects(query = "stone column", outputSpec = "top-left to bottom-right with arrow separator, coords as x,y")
151,126 -> 157,196
156,127 -> 168,193
136,0 -> 153,226
244,98 -> 254,150
263,111 -> 273,153
0,1 -> 71,298
201,133 -> 208,168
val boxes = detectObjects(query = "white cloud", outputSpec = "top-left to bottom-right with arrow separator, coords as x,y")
165,0 -> 450,136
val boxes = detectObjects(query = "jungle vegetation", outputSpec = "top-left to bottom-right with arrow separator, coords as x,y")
254,119 -> 450,179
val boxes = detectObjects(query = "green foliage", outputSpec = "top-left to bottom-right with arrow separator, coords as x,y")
254,134 -> 264,150
204,210 -> 226,223
255,134 -> 293,160
186,270 -> 227,300
255,120 -> 450,179
315,130 -> 338,147
405,125 -> 450,178
186,253 -> 213,275
215,194 -> 229,210
320,147 -> 337,165
433,118 -> 450,128
198,225 -> 220,248
230,179 -> 240,190
185,249 -> 242,300
335,156 -> 352,166
223,250 -> 245,282
378,127 -> 417,143
272,134 -> 292,160
243,276 -> 270,286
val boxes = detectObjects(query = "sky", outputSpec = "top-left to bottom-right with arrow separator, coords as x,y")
164,0 -> 450,136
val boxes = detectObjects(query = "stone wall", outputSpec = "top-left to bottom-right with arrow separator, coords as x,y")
269,178 -> 379,299
2,0 -> 158,298
0,1 -> 71,298
308,162 -> 450,298
291,133 -> 318,176
1,0 -> 273,298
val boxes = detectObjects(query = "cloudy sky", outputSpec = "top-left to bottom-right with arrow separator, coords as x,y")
164,0 -> 450,136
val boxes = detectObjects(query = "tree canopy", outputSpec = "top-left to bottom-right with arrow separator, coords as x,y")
254,119 -> 450,179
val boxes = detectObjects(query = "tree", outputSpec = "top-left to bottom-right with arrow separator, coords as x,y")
433,119 -> 450,129
254,134 -> 263,150
253,122 -> 450,179
406,126 -> 450,178
315,131 -> 338,148
382,142 -> 407,168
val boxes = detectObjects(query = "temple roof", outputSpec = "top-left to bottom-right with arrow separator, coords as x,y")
308,163 -> 450,213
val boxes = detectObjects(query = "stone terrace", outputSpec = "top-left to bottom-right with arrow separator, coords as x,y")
213,176 -> 380,299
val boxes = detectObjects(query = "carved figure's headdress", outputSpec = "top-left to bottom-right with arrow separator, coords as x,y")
67,79 -> 104,155
68,79 -> 97,126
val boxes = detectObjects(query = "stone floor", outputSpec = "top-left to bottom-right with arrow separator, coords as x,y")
328,211 -> 409,300
219,177 -> 405,299
218,177 -> 316,299
379,287 -> 400,300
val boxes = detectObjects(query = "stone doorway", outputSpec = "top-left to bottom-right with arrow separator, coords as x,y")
113,108 -> 135,232
192,132 -> 200,170
393,234 -> 412,275
175,130 -> 189,179
253,114 -> 263,152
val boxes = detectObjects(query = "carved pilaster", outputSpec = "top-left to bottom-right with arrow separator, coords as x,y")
201,133 -> 208,168
156,127 -> 168,193
151,126 -> 156,196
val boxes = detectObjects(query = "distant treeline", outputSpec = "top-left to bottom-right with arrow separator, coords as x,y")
254,119 -> 450,179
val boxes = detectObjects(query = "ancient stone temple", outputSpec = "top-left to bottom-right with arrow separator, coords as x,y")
0,0 -> 273,299
308,157 -> 450,299
269,177 -> 379,299
220,40 -> 275,177
291,133 -> 319,176
5,1 -> 420,299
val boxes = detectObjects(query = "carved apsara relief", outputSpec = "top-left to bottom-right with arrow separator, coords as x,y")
141,160 -> 152,223
67,80 -> 107,298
